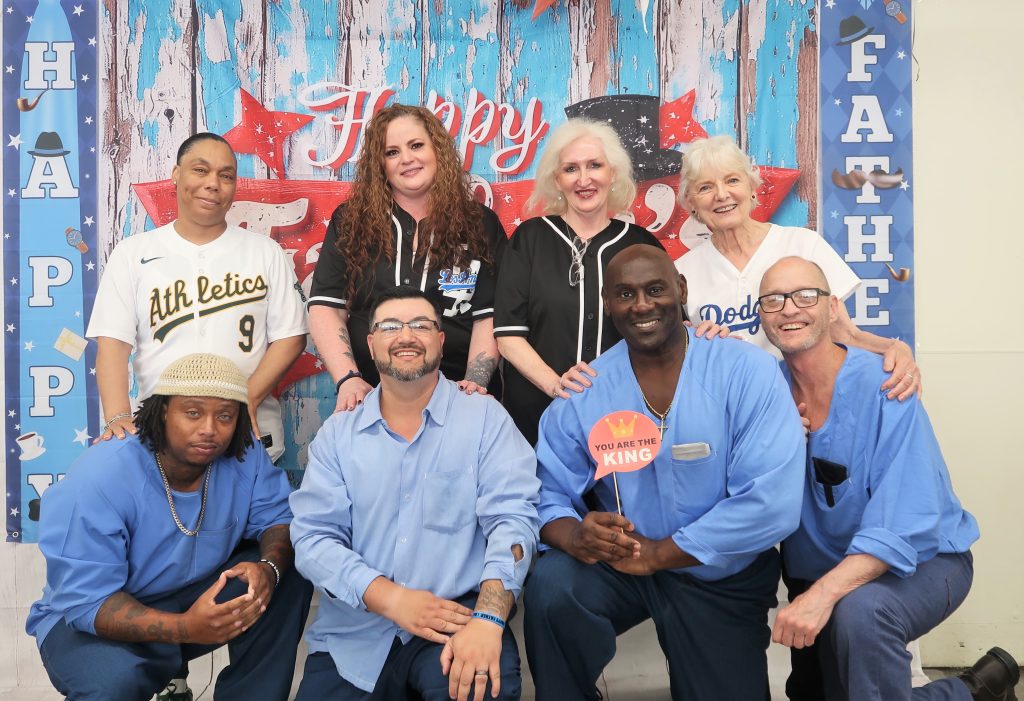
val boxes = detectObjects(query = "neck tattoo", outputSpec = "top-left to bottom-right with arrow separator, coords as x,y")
155,452 -> 212,537
637,330 -> 689,439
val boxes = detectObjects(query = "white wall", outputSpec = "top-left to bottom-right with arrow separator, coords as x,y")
912,0 -> 1024,664
2,0 -> 1022,691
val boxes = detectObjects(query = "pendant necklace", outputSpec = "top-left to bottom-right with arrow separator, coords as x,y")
637,330 -> 688,439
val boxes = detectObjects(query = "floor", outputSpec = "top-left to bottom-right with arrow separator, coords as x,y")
5,604 -> 1022,700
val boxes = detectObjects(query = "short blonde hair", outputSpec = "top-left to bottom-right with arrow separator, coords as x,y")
527,118 -> 637,216
677,135 -> 762,207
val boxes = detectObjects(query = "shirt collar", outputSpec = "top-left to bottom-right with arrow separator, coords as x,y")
353,373 -> 452,432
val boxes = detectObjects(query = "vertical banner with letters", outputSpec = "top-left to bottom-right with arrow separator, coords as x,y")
2,0 -> 99,542
820,0 -> 914,348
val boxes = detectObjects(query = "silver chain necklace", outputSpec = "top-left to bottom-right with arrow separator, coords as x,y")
155,453 -> 211,537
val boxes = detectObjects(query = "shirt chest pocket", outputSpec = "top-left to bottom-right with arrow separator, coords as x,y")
422,469 -> 477,534
191,517 -> 238,580
670,448 -> 723,519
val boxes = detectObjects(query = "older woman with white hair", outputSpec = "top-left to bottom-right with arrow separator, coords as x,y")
493,118 -> 663,445
675,134 -> 919,399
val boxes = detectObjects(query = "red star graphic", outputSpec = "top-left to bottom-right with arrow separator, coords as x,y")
223,89 -> 314,179
532,0 -> 556,20
659,90 -> 708,148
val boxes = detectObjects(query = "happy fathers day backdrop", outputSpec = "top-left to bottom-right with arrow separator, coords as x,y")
3,0 -> 913,542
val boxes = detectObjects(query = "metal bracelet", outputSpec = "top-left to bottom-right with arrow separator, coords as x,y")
259,558 -> 281,587
103,412 -> 133,433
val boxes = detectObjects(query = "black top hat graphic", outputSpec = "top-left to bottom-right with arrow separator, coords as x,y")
29,131 -> 71,157
836,16 -> 875,45
564,95 -> 681,180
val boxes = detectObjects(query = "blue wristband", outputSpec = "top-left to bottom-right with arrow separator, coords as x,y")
471,611 -> 506,629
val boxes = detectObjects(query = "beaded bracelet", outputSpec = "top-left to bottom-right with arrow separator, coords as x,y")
102,412 -> 133,433
471,611 -> 505,629
259,558 -> 281,587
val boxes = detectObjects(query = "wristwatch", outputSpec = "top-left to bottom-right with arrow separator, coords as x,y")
335,370 -> 363,394
885,0 -> 906,24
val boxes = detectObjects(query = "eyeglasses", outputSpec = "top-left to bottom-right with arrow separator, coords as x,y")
371,319 -> 441,336
569,235 -> 589,287
757,288 -> 830,313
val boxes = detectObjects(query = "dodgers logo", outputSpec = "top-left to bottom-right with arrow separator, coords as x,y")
437,266 -> 479,292
699,295 -> 761,335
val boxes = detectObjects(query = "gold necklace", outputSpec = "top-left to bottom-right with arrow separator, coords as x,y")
155,453 -> 211,537
637,331 -> 688,439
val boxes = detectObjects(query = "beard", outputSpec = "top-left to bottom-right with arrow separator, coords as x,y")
374,350 -> 442,382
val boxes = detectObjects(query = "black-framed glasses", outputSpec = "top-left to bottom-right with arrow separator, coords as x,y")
371,319 -> 441,336
757,288 -> 830,313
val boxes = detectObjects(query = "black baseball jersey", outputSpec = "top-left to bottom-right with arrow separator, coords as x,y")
493,215 -> 663,444
308,202 -> 507,388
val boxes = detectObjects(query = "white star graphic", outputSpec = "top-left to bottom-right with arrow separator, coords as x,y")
267,136 -> 275,144
314,358 -> 323,369
90,146 -> 96,152
638,115 -> 649,124
10,507 -> 18,517
24,341 -> 34,351
897,51 -> 906,60
5,7 -> 12,14
5,323 -> 14,332
88,37 -> 97,47
503,193 -> 513,204
255,124 -> 263,134
833,98 -> 842,106
668,233 -> 677,239
7,133 -> 21,149
74,310 -> 81,317
86,261 -> 95,271
894,108 -> 903,117
7,410 -> 15,417
73,427 -> 90,446
25,14 -> 33,23
84,116 -> 93,125
512,217 -> 522,227
830,210 -> 839,219
81,74 -> 89,82
3,232 -> 7,238
13,423 -> 19,431
635,135 -> 648,147
83,216 -> 95,227
89,367 -> 96,375
7,188 -> 15,197
73,4 -> 84,15
900,180 -> 910,191
825,0 -> 835,7
4,65 -> 12,74
9,277 -> 16,285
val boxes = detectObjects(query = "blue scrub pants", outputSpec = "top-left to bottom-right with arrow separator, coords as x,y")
38,546 -> 313,701
791,551 -> 974,701
524,548 -> 780,700
294,598 -> 522,701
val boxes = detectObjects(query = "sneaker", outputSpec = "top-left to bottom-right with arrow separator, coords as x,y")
959,647 -> 1020,701
153,677 -> 193,701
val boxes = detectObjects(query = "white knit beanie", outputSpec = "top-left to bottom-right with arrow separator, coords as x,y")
151,353 -> 249,404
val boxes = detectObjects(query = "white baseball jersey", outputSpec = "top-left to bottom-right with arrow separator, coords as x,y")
675,224 -> 860,358
87,222 -> 308,460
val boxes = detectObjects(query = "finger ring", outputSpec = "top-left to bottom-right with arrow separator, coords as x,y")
905,373 -> 914,380
475,670 -> 488,676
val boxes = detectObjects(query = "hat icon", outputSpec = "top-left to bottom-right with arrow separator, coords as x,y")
564,95 -> 681,180
836,15 -> 875,45
28,131 -> 71,157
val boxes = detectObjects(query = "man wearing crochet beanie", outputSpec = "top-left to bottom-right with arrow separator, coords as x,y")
26,353 -> 313,701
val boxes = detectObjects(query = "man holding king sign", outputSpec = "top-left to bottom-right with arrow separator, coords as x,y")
524,245 -> 806,700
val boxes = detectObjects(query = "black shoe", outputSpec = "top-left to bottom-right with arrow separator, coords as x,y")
959,647 -> 1020,701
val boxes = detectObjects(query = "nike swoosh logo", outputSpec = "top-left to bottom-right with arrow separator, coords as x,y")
140,256 -> 163,264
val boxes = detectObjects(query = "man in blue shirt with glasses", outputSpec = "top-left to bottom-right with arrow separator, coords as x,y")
290,286 -> 540,701
761,256 -> 1016,701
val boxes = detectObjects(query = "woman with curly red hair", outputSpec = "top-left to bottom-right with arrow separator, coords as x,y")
308,104 -> 506,411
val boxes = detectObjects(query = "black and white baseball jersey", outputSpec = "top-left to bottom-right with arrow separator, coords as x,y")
308,202 -> 506,388
493,215 -> 663,444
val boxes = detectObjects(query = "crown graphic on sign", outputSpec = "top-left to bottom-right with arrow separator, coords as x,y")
605,414 -> 638,440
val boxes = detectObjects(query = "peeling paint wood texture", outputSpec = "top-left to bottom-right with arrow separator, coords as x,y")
95,0 -> 819,474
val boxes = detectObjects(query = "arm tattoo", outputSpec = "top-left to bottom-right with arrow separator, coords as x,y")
337,326 -> 356,363
474,579 -> 514,620
259,524 -> 295,573
464,352 -> 498,386
95,592 -> 186,643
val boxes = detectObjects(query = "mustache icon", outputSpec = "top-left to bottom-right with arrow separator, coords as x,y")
831,167 -> 904,190
16,89 -> 49,112
885,263 -> 911,282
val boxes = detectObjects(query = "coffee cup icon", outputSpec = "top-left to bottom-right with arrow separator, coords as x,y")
16,432 -> 45,461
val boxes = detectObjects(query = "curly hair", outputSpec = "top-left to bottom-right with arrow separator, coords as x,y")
134,395 -> 253,463
526,118 -> 637,217
333,104 -> 491,305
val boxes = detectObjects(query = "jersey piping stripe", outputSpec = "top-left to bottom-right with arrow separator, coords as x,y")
493,325 -> 529,333
471,306 -> 494,317
541,217 -> 585,363
306,294 -> 347,309
392,214 -> 403,287
594,220 -> 631,359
